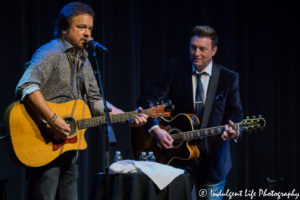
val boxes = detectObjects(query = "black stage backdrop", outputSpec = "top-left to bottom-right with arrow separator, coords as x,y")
0,0 -> 299,199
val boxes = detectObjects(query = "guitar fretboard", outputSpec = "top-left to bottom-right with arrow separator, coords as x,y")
171,117 -> 265,142
172,125 -> 231,142
77,110 -> 148,129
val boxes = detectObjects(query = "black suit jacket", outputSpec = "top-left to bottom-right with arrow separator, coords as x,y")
138,59 -> 243,181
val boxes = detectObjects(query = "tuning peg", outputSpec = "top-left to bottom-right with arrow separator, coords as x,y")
258,115 -> 262,118
166,103 -> 175,112
246,116 -> 250,119
171,104 -> 175,110
252,115 -> 256,118
165,100 -> 172,106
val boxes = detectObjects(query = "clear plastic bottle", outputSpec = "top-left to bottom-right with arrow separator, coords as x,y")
139,152 -> 147,161
148,151 -> 156,162
114,151 -> 122,162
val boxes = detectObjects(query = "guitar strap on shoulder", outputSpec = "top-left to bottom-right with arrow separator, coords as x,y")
80,65 -> 97,117
201,65 -> 220,129
65,49 -> 96,117
199,64 -> 220,153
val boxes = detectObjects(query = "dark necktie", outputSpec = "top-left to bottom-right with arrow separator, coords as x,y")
195,72 -> 204,121
194,72 -> 209,153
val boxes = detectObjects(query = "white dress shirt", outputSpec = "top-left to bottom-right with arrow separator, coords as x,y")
192,61 -> 213,109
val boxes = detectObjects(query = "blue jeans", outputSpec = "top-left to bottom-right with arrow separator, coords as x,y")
28,152 -> 78,200
196,179 -> 226,200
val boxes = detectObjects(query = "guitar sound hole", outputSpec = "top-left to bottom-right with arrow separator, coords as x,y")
170,129 -> 183,148
173,141 -> 183,148
64,117 -> 77,136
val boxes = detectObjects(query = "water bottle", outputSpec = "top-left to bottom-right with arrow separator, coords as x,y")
139,152 -> 147,161
148,151 -> 156,162
114,151 -> 122,162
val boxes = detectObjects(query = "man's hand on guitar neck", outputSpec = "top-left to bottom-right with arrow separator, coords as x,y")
127,107 -> 148,127
108,104 -> 148,127
151,127 -> 173,149
221,120 -> 239,141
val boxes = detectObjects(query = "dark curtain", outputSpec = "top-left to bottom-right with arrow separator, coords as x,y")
0,0 -> 299,199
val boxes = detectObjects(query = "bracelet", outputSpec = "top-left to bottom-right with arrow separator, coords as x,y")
48,113 -> 58,126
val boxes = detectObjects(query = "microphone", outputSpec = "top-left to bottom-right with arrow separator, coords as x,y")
85,37 -> 108,52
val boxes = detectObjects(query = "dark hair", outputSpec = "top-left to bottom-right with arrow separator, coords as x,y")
53,2 -> 95,38
191,25 -> 219,47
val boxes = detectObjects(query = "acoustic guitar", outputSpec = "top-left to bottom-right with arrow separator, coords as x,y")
3,99 -> 172,167
132,113 -> 266,165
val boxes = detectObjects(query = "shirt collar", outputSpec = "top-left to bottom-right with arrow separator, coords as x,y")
59,38 -> 88,60
192,60 -> 213,76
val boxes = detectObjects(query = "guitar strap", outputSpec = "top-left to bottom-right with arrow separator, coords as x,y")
201,64 -> 220,128
80,62 -> 97,117
200,64 -> 220,152
65,49 -> 96,116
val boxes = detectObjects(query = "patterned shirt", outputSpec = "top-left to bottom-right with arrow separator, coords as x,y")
16,38 -> 104,116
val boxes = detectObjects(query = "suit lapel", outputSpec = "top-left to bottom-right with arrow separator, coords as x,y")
201,64 -> 220,128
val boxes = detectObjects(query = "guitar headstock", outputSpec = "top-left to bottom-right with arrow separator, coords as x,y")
239,115 -> 266,133
147,100 -> 174,118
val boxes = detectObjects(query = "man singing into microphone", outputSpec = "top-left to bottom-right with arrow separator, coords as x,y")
15,2 -> 147,200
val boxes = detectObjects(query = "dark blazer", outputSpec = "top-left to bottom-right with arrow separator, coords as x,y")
138,59 -> 243,181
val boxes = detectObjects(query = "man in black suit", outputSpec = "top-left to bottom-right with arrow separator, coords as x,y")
138,25 -> 243,200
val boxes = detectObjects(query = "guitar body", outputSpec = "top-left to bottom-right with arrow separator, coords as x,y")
132,113 -> 201,165
132,113 -> 266,166
4,99 -> 91,167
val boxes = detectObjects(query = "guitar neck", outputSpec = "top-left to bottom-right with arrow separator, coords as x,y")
77,109 -> 148,130
172,124 -> 234,142
171,116 -> 266,141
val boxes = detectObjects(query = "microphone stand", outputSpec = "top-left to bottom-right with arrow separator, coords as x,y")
90,46 -> 116,200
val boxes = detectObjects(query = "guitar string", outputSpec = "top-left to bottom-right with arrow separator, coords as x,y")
172,121 -> 260,141
172,125 -> 226,141
75,106 -> 169,129
63,109 -> 152,129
